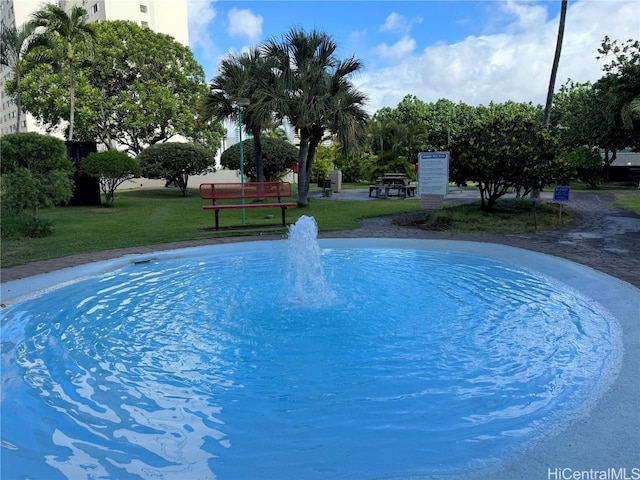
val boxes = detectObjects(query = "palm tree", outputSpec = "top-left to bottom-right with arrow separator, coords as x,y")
306,58 -> 368,182
30,4 -> 95,141
363,117 -> 412,180
0,21 -> 49,132
202,48 -> 276,183
263,27 -> 368,205
543,0 -> 568,127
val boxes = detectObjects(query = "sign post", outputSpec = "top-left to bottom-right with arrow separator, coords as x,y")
553,186 -> 571,224
418,151 -> 449,209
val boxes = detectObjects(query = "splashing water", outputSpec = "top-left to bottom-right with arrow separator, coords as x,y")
287,215 -> 335,306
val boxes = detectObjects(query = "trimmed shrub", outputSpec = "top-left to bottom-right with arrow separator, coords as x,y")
138,142 -> 216,196
82,150 -> 141,206
0,132 -> 73,236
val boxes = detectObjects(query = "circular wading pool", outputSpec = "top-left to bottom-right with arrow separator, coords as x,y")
0,239 -> 624,479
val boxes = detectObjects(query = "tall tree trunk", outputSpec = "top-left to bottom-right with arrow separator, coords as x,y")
252,126 -> 265,183
296,129 -> 311,206
68,60 -> 75,141
306,127 -> 324,186
15,71 -> 22,132
543,0 -> 568,127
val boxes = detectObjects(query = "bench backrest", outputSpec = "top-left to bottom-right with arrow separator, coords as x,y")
199,182 -> 293,201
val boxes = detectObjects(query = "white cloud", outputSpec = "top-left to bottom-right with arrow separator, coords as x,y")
381,12 -> 405,33
358,0 -> 640,113
374,36 -> 416,62
501,0 -> 548,32
227,8 -> 263,44
187,1 -> 217,53
187,1 -> 219,79
380,12 -> 423,35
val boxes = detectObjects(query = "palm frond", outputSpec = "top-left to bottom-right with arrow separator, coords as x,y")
621,96 -> 640,130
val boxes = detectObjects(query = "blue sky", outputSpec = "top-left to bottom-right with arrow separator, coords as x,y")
186,1 -> 639,113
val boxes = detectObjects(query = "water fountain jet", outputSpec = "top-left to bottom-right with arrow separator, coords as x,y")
287,215 -> 335,306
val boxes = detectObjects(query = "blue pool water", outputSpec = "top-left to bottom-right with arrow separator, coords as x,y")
1,243 -> 621,479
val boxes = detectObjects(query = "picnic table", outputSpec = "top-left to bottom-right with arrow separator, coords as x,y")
369,173 -> 416,198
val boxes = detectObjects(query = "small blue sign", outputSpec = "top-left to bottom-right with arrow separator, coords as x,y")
553,186 -> 570,202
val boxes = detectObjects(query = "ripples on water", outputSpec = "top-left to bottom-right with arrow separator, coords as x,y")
1,248 -> 621,479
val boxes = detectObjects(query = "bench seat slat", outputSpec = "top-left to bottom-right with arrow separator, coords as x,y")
202,203 -> 297,210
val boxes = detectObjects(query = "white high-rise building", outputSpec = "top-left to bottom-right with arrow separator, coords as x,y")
0,0 -> 189,137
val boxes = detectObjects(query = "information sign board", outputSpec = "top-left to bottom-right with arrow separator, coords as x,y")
420,194 -> 444,210
418,151 -> 449,196
553,186 -> 571,202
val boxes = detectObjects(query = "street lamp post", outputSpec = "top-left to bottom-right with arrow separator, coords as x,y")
236,98 -> 250,225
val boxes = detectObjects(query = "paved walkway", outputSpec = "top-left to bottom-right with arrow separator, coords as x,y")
2,188 -> 639,288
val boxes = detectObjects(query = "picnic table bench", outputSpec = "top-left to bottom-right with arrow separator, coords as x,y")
369,174 -> 416,198
199,182 -> 297,230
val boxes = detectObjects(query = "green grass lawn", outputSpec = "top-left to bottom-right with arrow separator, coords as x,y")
1,187 -> 423,268
613,191 -> 640,214
2,183 -> 637,269
398,198 -> 575,234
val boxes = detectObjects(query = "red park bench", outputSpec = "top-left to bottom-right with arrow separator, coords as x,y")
199,182 -> 297,230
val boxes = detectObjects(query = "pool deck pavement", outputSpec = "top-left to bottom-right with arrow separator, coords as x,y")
1,187 -> 639,479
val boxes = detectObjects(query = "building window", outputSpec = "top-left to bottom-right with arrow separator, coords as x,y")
140,5 -> 147,13
141,21 -> 149,28
92,4 -> 98,14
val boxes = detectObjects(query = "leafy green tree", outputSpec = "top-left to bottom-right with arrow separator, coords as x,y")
30,4 -> 95,141
312,143 -> 339,181
363,113 -> 414,181
367,96 -> 481,169
596,36 -> 640,148
552,80 -> 595,149
450,112 -> 557,211
220,137 -> 298,182
364,97 -> 485,182
553,78 -> 635,165
311,152 -> 333,183
333,149 -> 366,183
17,20 -> 218,152
137,142 -> 216,196
81,151 -> 141,206
188,115 -> 227,155
8,56 -> 91,138
366,114 -> 404,157
0,21 -> 50,133
393,95 -> 435,155
562,146 -> 605,188
81,20 -> 213,153
0,132 -> 74,234
553,38 -> 640,163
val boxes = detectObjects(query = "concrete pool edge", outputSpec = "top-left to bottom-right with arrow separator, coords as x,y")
1,238 -> 638,478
